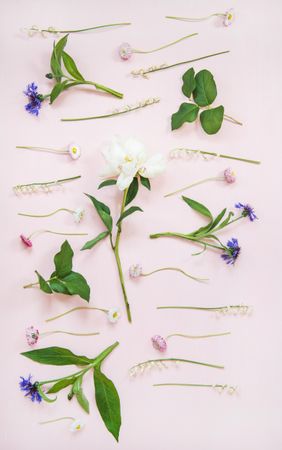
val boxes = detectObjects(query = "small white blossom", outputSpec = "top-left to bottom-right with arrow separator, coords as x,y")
68,143 -> 81,160
107,308 -> 121,323
224,8 -> 235,26
70,419 -> 85,432
73,208 -> 85,223
129,263 -> 143,278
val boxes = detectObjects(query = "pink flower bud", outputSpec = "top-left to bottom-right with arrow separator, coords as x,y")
20,234 -> 32,247
119,42 -> 132,60
151,335 -> 167,352
224,168 -> 236,184
26,326 -> 39,346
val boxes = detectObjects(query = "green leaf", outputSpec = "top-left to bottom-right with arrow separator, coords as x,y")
49,81 -> 68,104
35,271 -> 52,294
200,106 -> 224,135
215,211 -> 234,230
125,177 -> 139,206
50,34 -> 68,81
94,369 -> 121,442
85,194 -> 113,232
193,69 -> 217,107
210,208 -> 227,230
182,197 -> 213,219
140,175 -> 151,190
81,231 -> 109,251
72,376 -> 90,413
54,240 -> 73,278
61,271 -> 90,302
62,51 -> 85,81
21,346 -> 93,366
116,206 -> 143,225
182,67 -> 196,98
47,378 -> 75,394
49,277 -> 70,295
98,179 -> 117,189
171,103 -> 199,130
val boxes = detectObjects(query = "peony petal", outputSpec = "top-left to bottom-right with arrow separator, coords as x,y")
139,154 -> 166,178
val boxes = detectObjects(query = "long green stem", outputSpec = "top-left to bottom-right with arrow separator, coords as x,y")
16,145 -> 67,154
45,306 -> 108,322
133,33 -> 198,53
170,148 -> 261,165
157,305 -> 248,312
142,267 -> 208,282
18,208 -> 74,218
131,357 -> 224,371
164,177 -> 222,197
150,232 -> 225,251
62,76 -> 123,99
39,417 -> 75,424
41,23 -> 131,33
113,189 -> 132,323
165,14 -> 223,22
13,175 -> 81,192
40,330 -> 100,337
166,332 -> 231,339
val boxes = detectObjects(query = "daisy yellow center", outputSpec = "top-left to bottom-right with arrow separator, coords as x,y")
71,147 -> 77,154
113,312 -> 118,318
228,13 -> 233,20
124,155 -> 133,162
76,424 -> 81,430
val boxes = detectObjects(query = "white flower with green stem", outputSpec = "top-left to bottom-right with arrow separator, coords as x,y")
23,21 -> 131,37
166,8 -> 235,27
81,137 -> 166,322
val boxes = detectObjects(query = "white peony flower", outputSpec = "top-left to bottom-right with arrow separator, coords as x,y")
68,142 -> 81,160
73,208 -> 85,223
101,137 -> 166,190
107,308 -> 121,323
69,419 -> 85,432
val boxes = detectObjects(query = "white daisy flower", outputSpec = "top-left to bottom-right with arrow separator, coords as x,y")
73,208 -> 85,223
70,419 -> 85,432
68,143 -> 81,160
107,308 -> 121,323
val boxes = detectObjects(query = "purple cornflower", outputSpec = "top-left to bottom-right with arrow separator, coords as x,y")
19,375 -> 42,403
235,203 -> 257,222
221,238 -> 241,265
24,83 -> 42,116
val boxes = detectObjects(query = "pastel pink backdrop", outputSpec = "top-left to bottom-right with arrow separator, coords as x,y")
1,0 -> 281,449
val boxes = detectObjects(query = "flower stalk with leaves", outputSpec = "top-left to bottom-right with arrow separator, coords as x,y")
157,304 -> 251,316
150,197 -> 257,265
24,240 -> 90,301
81,137 -> 166,323
20,342 -> 121,441
169,148 -> 261,165
172,67 -> 242,135
24,34 -> 123,115
13,175 -> 81,194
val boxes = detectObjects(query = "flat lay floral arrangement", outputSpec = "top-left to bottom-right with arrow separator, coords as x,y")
15,5 -> 261,444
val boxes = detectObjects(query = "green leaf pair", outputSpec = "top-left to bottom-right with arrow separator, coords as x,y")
171,68 -> 224,135
32,240 -> 90,301
22,343 -> 121,441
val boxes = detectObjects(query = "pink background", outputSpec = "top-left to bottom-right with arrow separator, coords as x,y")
1,0 -> 281,448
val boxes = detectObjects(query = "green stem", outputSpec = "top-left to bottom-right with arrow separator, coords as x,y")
16,145 -> 67,154
164,177 -> 222,197
133,33 -> 198,53
149,50 -> 230,73
45,306 -> 108,322
166,332 -> 231,339
84,81 -> 123,99
39,417 -> 75,424
41,23 -> 131,33
154,383 -> 214,387
157,305 -> 247,311
165,14 -> 223,22
40,330 -> 100,337
23,276 -> 57,289
18,208 -> 74,218
27,229 -> 88,240
132,357 -> 224,371
13,175 -> 81,190
149,232 -> 225,251
172,148 -> 261,165
142,267 -> 208,282
113,189 -> 132,323
224,114 -> 243,126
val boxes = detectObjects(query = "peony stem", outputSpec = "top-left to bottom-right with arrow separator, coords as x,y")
45,306 -> 108,322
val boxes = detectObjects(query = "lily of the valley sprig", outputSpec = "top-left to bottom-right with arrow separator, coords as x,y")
13,175 -> 81,194
169,148 -> 261,165
81,137 -> 166,323
39,417 -> 85,433
18,207 -> 84,223
129,356 -> 224,377
150,197 -> 257,265
157,304 -> 252,316
131,50 -> 229,78
154,383 -> 238,394
16,143 -> 81,160
20,342 -> 121,441
24,35 -> 123,116
45,306 -> 121,324
166,8 -> 235,27
24,21 -> 131,37
119,32 -> 198,60
23,241 -> 90,301
129,263 -> 208,282
151,331 -> 231,352
25,325 -> 100,346
61,97 -> 160,122
20,230 -> 87,248
172,68 -> 242,135
165,167 -> 236,197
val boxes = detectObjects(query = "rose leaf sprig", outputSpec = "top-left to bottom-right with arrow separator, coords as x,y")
81,137 -> 166,323
166,8 -> 235,27
171,67 -> 242,135
24,22 -> 131,37
20,342 -> 121,441
24,240 -> 90,301
24,35 -> 123,116
150,198 -> 257,265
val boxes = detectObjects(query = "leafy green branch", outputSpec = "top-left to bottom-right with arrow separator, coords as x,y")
171,68 -> 242,134
24,240 -> 90,301
21,342 -> 121,441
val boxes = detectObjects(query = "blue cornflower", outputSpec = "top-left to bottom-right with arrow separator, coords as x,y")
24,82 -> 42,116
235,203 -> 257,221
221,238 -> 241,265
19,374 -> 42,403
